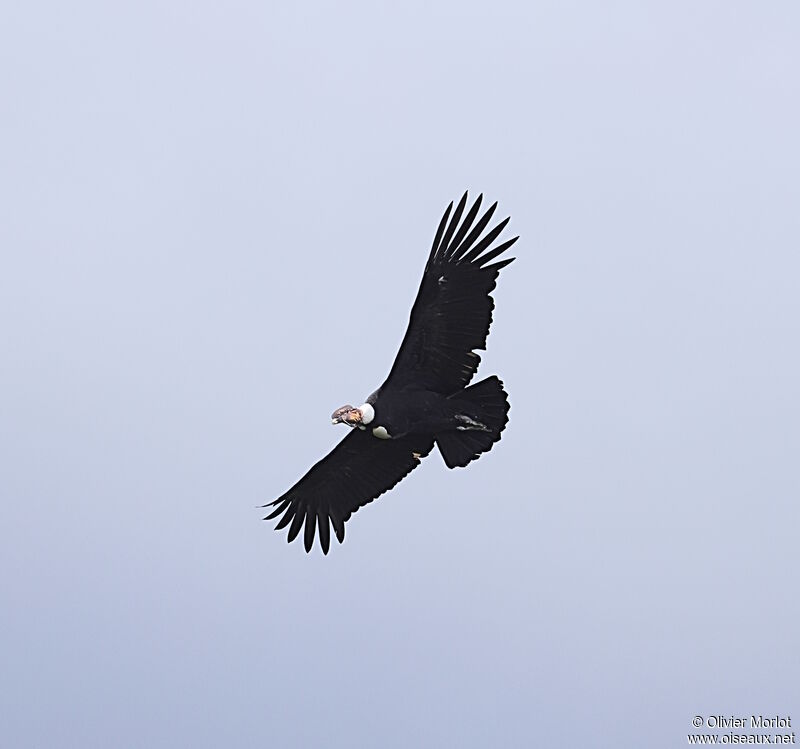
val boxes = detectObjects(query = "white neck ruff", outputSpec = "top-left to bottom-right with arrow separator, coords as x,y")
358,402 -> 375,425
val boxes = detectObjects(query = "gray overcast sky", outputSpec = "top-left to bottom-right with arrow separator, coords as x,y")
1,1 -> 798,747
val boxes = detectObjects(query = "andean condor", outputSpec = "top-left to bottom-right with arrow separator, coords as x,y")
264,192 -> 518,553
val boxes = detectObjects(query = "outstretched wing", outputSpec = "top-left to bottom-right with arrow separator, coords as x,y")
263,429 -> 435,554
379,192 -> 518,395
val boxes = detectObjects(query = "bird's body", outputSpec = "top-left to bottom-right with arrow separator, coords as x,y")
356,388 -> 471,440
264,192 -> 518,553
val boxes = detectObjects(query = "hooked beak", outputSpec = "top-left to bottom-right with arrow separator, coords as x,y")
331,405 -> 362,427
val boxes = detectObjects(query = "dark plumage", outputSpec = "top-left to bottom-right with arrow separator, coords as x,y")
263,192 -> 518,553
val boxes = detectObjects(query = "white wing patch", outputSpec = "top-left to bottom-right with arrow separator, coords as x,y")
372,426 -> 391,439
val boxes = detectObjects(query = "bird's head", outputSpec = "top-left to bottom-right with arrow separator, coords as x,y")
331,402 -> 375,427
331,405 -> 361,427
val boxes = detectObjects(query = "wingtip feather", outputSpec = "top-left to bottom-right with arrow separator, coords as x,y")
445,193 -> 483,260
287,509 -> 305,543
436,192 -> 469,262
263,498 -> 291,521
430,200 -> 454,258
274,504 -> 296,531
304,512 -> 316,553
476,235 -> 519,267
450,200 -> 498,262
318,514 -> 331,555
461,216 -> 511,265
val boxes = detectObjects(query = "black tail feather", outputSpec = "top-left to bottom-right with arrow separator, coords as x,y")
436,376 -> 510,469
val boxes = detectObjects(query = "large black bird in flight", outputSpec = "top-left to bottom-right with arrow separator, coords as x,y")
264,192 -> 518,553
